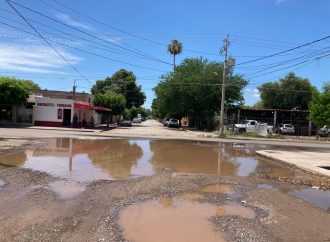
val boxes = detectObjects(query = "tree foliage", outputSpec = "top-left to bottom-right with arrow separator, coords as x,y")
124,106 -> 150,120
258,73 -> 316,110
309,82 -> 330,127
0,77 -> 29,106
153,58 -> 248,124
91,69 -> 146,108
93,91 -> 126,115
167,39 -> 183,69
20,80 -> 41,93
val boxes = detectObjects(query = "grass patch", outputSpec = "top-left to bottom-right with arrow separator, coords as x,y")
218,131 -> 284,139
266,133 -> 284,139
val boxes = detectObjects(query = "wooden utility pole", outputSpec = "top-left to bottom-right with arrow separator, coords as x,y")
72,79 -> 77,100
220,35 -> 230,135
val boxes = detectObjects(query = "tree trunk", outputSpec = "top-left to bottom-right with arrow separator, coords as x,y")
173,54 -> 176,70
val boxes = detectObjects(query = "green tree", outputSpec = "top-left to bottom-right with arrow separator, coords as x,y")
153,58 -> 247,128
91,69 -> 146,108
258,73 -> 316,110
250,101 -> 264,110
0,77 -> 29,106
20,80 -> 41,93
127,106 -> 139,120
168,39 -> 183,69
310,83 -> 330,127
93,91 -> 126,115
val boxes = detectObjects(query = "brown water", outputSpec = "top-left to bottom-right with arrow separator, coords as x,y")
177,192 -> 206,201
119,197 -> 256,242
200,184 -> 234,194
0,138 -> 292,183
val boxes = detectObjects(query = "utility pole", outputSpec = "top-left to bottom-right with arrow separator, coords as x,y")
72,79 -> 77,100
219,35 -> 230,135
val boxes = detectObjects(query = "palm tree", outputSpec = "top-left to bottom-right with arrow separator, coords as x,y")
167,39 -> 183,70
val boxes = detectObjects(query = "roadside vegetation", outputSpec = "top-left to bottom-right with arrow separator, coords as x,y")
0,77 -> 40,106
152,57 -> 247,129
310,82 -> 330,128
218,131 -> 284,139
91,69 -> 146,118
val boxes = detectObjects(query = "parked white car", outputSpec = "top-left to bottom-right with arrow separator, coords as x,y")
132,117 -> 142,123
234,120 -> 273,134
279,124 -> 295,134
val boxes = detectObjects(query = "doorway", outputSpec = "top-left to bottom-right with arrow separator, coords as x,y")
63,109 -> 71,126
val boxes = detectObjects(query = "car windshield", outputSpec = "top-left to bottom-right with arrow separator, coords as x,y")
284,125 -> 293,128
244,120 -> 250,124
171,119 -> 178,122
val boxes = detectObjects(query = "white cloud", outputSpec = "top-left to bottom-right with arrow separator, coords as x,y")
252,89 -> 260,98
55,13 -> 93,30
0,43 -> 82,74
276,0 -> 288,4
102,36 -> 123,44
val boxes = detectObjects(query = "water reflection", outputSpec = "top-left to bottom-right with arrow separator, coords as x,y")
0,138 -> 292,182
150,140 -> 291,177
49,181 -> 85,200
119,197 -> 256,242
0,179 -> 5,189
289,188 -> 330,212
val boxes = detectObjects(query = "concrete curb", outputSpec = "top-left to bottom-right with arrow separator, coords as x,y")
256,150 -> 330,178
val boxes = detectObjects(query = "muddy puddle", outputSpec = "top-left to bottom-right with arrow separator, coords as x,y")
119,196 -> 255,242
257,183 -> 278,191
200,184 -> 234,194
49,181 -> 85,200
0,138 -> 292,183
257,183 -> 330,212
289,187 -> 330,212
0,179 -> 4,190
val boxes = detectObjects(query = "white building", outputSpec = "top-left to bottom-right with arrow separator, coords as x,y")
34,97 -> 111,127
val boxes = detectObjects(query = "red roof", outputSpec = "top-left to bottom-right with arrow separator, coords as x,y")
74,100 -> 112,112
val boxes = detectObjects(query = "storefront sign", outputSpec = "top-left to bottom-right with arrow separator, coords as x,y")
37,103 -> 72,108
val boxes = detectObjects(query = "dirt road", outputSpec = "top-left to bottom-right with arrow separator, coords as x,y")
0,121 -> 330,242
1,119 -> 330,147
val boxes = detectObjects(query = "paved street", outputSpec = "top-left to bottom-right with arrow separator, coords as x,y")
0,120 -> 330,241
1,119 -> 330,149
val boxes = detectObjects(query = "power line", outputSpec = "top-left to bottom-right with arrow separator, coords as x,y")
244,47 -> 330,78
0,21 -> 168,73
45,0 -> 231,57
236,34 -> 330,66
4,0 -> 91,85
37,0 -> 173,66
246,52 -> 330,79
8,0 -> 172,66
0,13 -> 170,62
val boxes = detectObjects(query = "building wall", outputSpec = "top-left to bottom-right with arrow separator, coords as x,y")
34,97 -> 74,127
34,90 -> 93,103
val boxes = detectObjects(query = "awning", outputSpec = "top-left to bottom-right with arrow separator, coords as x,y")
74,100 -> 112,112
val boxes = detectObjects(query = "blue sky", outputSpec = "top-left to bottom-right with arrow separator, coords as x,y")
0,0 -> 330,108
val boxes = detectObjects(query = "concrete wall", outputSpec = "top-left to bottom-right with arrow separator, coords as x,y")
34,97 -> 74,126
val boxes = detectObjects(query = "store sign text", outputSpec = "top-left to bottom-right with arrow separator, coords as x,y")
37,103 -> 72,108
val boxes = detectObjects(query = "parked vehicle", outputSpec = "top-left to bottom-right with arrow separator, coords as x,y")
163,118 -> 170,126
278,124 -> 295,134
234,120 -> 273,133
132,117 -> 142,123
120,120 -> 132,127
319,125 -> 330,137
168,118 -> 179,128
